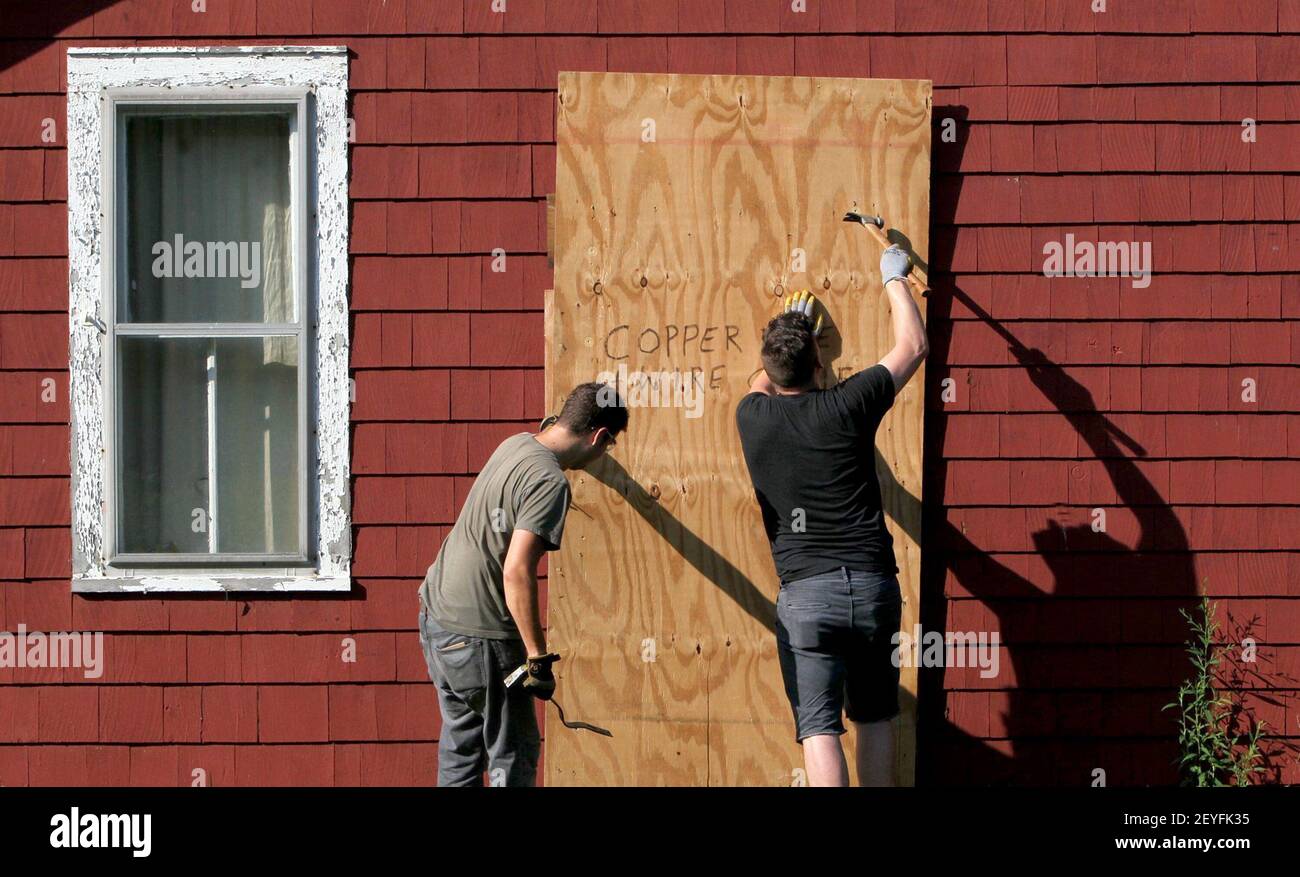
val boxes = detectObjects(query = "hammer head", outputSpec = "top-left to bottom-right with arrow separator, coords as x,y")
843,211 -> 884,228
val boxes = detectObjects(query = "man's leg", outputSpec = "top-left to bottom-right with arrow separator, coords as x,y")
802,734 -> 850,786
482,637 -> 541,786
854,718 -> 896,787
419,606 -> 489,786
433,685 -> 488,786
775,571 -> 852,787
845,573 -> 903,787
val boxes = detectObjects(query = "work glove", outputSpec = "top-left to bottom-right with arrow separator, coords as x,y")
880,245 -> 913,287
783,289 -> 824,337
520,653 -> 560,701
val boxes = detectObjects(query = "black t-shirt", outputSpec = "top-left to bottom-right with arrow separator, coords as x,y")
735,364 -> 898,583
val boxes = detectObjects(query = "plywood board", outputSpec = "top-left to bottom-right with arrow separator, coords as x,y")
546,72 -> 930,786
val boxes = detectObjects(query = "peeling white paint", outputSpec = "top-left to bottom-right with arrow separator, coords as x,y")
67,47 -> 352,593
73,574 -> 353,594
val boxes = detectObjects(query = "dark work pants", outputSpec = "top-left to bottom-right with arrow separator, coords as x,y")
418,603 -> 541,787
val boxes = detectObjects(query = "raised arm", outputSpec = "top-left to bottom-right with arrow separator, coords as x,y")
875,246 -> 929,394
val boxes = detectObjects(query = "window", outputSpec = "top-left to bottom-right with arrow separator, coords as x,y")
67,47 -> 351,592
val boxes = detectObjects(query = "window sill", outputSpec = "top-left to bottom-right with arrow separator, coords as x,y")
71,573 -> 352,594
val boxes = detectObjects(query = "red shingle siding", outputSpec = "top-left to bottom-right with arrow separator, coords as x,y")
0,0 -> 1296,786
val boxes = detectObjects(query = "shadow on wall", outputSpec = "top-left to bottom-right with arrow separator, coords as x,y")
2,2 -> 126,54
907,103 -> 1291,786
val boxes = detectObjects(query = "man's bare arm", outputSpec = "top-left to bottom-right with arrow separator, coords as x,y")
503,528 -> 549,657
876,248 -> 929,394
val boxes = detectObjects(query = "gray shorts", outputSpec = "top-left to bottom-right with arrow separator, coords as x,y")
775,567 -> 902,742
418,603 -> 540,786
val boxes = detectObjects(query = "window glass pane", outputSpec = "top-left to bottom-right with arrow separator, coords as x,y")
215,336 -> 300,555
118,336 -> 300,556
118,337 -> 211,554
123,113 -> 293,323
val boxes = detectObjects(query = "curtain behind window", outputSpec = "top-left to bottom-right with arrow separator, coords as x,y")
120,114 -> 299,555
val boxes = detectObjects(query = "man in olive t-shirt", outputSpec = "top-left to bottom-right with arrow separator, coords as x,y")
417,382 -> 628,787
420,432 -> 570,639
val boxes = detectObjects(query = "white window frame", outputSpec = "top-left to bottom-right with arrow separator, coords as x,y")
67,46 -> 351,593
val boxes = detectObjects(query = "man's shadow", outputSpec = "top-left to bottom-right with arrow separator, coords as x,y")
908,102 -> 1292,784
584,454 -> 776,632
910,277 -> 1288,785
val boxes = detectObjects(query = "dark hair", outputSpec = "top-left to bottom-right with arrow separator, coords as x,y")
557,381 -> 629,435
760,312 -> 818,388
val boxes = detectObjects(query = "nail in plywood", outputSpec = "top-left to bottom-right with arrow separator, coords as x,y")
546,71 -> 930,785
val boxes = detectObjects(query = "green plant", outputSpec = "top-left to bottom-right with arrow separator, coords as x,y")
1163,595 -> 1267,787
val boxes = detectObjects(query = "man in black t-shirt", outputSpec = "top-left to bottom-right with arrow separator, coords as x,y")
736,244 -> 928,787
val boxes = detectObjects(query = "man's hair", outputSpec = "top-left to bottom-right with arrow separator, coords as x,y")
760,312 -> 818,388
557,381 -> 629,435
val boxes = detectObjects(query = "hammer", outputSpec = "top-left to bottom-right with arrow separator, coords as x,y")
843,211 -> 930,298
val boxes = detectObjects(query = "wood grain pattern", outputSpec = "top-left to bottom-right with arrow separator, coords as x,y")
546,72 -> 931,786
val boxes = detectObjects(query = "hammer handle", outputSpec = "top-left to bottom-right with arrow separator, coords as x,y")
861,221 -> 930,298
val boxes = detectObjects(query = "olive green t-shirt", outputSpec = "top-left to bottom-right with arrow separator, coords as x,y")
419,432 -> 571,639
